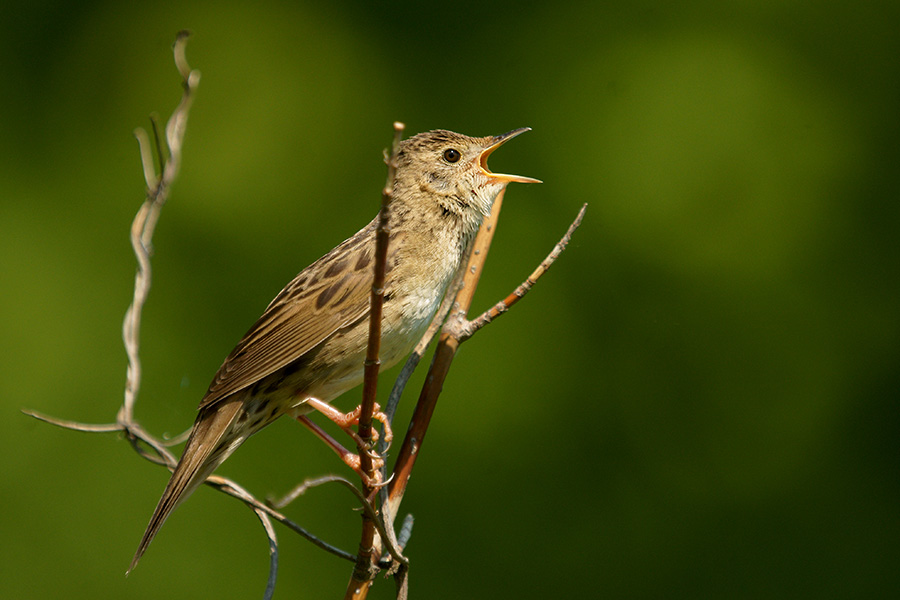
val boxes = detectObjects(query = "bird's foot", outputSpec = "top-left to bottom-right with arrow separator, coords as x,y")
296,398 -> 394,485
305,397 -> 393,454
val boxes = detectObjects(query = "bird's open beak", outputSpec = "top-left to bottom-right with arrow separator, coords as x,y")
479,127 -> 542,184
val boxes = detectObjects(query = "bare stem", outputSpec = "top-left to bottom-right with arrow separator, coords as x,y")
345,121 -> 406,600
383,197 -> 587,544
358,121 -> 404,461
384,186 -> 509,532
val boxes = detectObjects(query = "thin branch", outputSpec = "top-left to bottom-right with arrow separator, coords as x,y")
345,121 -> 406,600
20,409 -> 123,433
268,475 -> 339,509
208,477 -> 279,600
458,203 -> 587,341
358,121 -> 405,463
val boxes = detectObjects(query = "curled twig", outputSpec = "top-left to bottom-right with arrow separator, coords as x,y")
119,31 -> 199,426
20,32 -> 322,595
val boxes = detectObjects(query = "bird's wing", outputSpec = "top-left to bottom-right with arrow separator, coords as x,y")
198,220 -> 387,410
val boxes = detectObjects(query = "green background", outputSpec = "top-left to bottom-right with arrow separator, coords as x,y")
3,1 -> 898,598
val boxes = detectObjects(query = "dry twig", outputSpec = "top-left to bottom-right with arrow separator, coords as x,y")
458,202 -> 587,341
344,121 -> 407,600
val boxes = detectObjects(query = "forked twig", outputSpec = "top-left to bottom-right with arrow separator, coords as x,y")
457,202 -> 587,341
380,187 -> 513,529
267,475 -> 407,565
378,197 -> 588,564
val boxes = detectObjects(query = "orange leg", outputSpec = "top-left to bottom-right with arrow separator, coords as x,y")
295,415 -> 370,473
295,398 -> 394,486
304,397 -> 394,448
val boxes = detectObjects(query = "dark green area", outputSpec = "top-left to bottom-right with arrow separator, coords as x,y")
3,1 -> 898,598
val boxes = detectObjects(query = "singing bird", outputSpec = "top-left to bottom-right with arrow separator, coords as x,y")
129,127 -> 539,572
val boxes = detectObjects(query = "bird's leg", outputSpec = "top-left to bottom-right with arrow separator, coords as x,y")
297,398 -> 393,489
295,415 -> 383,487
304,397 -> 394,452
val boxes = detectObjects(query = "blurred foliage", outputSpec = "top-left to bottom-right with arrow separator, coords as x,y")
3,1 -> 898,598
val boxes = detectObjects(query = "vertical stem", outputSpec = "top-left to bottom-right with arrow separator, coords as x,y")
385,187 -> 507,521
345,121 -> 405,600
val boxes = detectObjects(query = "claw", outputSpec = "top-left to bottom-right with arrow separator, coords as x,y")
304,397 -> 393,454
370,406 -> 394,451
295,397 -> 395,484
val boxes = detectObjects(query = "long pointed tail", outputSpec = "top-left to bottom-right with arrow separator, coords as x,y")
128,400 -> 244,574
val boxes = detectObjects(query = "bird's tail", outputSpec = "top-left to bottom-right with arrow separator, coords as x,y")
128,400 -> 245,574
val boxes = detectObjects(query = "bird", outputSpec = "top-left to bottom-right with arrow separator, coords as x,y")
128,127 -> 539,572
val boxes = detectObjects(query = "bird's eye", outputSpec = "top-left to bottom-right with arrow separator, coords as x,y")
443,148 -> 461,163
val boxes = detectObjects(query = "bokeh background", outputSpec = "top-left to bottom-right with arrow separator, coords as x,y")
3,1 -> 898,598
